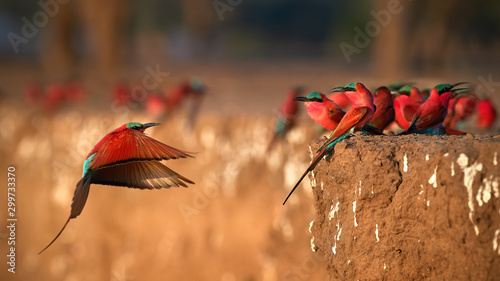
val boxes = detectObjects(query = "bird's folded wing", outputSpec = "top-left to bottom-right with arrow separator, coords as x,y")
331,106 -> 368,139
91,161 -> 194,189
90,130 -> 193,169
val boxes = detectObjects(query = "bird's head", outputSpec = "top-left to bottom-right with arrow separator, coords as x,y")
330,82 -> 358,93
125,122 -> 161,132
374,86 -> 391,97
189,77 -> 205,93
397,85 -> 413,96
293,91 -> 325,103
387,82 -> 415,92
434,82 -> 469,95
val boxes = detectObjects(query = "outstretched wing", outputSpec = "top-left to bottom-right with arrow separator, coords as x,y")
91,161 -> 194,189
89,129 -> 193,170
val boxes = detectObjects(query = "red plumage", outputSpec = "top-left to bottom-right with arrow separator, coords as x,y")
39,122 -> 193,254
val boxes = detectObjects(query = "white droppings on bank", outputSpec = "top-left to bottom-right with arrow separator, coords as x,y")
477,175 -> 500,207
375,224 -> 380,242
493,229 -> 500,255
353,201 -> 358,227
425,154 -> 430,161
444,153 -> 449,157
451,162 -> 455,177
310,171 -> 316,188
428,165 -> 438,188
328,201 -> 340,221
403,153 -> 408,172
457,153 -> 483,236
336,221 -> 342,241
494,152 -> 498,166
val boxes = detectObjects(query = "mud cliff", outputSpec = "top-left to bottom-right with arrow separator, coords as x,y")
308,134 -> 500,280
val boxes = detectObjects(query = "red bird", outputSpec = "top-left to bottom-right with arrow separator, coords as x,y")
145,92 -> 167,120
368,86 -> 395,131
294,91 -> 345,131
443,96 -> 476,128
267,87 -> 303,152
329,91 -> 352,110
400,83 -> 467,135
112,83 -> 132,106
393,86 -> 424,130
476,98 -> 497,129
284,82 -> 375,204
39,122 -> 194,254
393,94 -> 411,130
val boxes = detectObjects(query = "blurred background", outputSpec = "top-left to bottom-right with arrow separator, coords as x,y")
0,0 -> 499,280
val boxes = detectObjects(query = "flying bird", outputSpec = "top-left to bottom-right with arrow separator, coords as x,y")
39,122 -> 194,254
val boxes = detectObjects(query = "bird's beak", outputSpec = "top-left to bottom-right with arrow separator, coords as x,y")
143,122 -> 162,129
451,87 -> 471,97
293,96 -> 309,102
452,82 -> 469,88
329,86 -> 344,93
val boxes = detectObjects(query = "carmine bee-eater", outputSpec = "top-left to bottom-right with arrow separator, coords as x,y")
400,82 -> 468,135
476,97 -> 497,129
443,95 -> 476,128
293,91 -> 345,131
283,82 -> 375,205
393,85 -> 424,130
39,122 -> 194,254
368,86 -> 395,131
267,86 -> 303,152
329,91 -> 352,110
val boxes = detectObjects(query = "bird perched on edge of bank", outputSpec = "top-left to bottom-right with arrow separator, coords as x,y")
39,122 -> 194,254
283,82 -> 375,205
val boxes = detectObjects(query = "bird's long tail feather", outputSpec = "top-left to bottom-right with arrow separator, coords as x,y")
282,145 -> 328,205
38,216 -> 71,254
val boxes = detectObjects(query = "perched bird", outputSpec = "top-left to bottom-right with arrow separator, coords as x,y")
400,82 -> 468,135
145,92 -> 168,120
393,94 -> 411,130
400,85 -> 425,122
164,77 -> 206,130
39,122 -> 194,254
43,82 -> 66,112
112,83 -> 132,106
283,82 -> 375,205
329,91 -> 352,110
266,87 -> 302,152
368,86 -> 395,131
393,85 -> 424,130
443,95 -> 476,128
293,91 -> 345,131
476,98 -> 497,129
